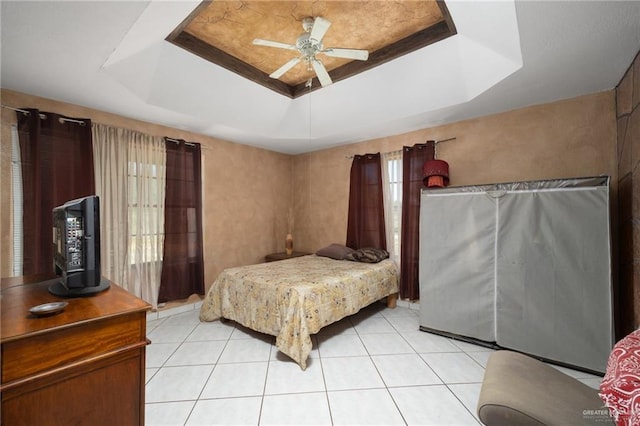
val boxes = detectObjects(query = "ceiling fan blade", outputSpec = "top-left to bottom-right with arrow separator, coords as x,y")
309,17 -> 331,42
323,48 -> 369,61
270,57 -> 301,79
311,59 -> 332,87
253,38 -> 297,50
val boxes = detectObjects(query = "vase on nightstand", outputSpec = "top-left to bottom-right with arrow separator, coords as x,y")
285,233 -> 293,255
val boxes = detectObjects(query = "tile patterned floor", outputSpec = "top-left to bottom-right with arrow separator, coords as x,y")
145,302 -> 601,425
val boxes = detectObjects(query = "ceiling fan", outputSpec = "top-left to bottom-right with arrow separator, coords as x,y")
253,17 -> 369,88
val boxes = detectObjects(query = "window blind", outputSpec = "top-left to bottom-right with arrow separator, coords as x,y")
11,124 -> 23,276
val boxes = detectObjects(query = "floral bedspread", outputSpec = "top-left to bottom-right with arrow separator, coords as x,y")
199,255 -> 399,369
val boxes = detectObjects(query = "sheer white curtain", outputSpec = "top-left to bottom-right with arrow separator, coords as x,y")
382,150 -> 403,268
92,123 -> 166,309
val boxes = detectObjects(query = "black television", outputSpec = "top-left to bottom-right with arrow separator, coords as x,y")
49,195 -> 110,297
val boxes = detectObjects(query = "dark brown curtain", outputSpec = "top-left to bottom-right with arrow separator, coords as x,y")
400,142 -> 435,300
17,109 -> 94,276
158,140 -> 204,302
346,153 -> 386,250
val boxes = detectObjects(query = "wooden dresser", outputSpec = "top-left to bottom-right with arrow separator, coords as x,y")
0,276 -> 150,425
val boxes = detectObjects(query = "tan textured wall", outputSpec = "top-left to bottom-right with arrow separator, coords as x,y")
1,89 -> 618,299
0,89 -> 293,293
293,91 -> 617,256
616,50 -> 640,335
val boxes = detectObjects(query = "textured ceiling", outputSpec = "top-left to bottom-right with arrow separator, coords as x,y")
169,1 -> 455,97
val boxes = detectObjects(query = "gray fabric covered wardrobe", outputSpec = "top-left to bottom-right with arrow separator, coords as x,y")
418,177 -> 613,373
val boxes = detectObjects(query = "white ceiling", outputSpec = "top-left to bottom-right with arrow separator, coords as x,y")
2,1 -> 640,155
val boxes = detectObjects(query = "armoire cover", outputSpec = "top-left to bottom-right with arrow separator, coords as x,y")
418,176 -> 612,373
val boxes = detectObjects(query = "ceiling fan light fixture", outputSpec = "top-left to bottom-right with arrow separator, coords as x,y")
296,33 -> 323,57
252,16 -> 369,88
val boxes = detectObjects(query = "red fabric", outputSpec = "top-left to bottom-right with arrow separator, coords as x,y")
346,153 -> 386,250
400,142 -> 435,300
17,109 -> 94,275
422,159 -> 450,186
600,329 -> 640,425
158,140 -> 205,303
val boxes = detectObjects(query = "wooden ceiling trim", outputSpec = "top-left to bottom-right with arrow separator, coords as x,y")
166,0 -> 457,99
291,19 -> 457,97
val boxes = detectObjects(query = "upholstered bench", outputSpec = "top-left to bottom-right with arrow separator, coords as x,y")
477,350 -> 613,425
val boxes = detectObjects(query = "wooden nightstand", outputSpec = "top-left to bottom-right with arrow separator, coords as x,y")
265,251 -> 310,262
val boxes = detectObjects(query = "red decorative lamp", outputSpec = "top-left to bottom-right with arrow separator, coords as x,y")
423,158 -> 450,187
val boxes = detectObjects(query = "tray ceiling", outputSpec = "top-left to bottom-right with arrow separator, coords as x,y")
167,0 -> 456,98
3,1 -> 640,154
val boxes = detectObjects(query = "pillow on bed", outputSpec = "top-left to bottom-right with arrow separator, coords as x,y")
315,244 -> 355,260
345,247 -> 389,263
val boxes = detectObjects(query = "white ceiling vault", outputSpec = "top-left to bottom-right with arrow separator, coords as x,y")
2,1 -> 640,155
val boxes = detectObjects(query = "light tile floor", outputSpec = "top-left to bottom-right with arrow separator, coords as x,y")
145,302 -> 602,425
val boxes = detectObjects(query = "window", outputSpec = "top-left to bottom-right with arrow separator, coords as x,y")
382,151 -> 403,265
11,124 -> 23,276
128,161 -> 164,264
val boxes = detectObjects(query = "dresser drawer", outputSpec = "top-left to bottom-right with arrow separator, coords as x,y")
2,312 -> 145,384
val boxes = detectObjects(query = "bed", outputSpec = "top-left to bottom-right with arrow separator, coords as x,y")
199,254 -> 399,370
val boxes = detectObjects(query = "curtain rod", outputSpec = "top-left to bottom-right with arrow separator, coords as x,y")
2,105 -> 214,149
166,137 -> 196,146
433,137 -> 456,144
2,104 -> 87,125
345,137 -> 457,159
165,137 -> 211,150
3,105 -> 214,148
2,105 -> 45,120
